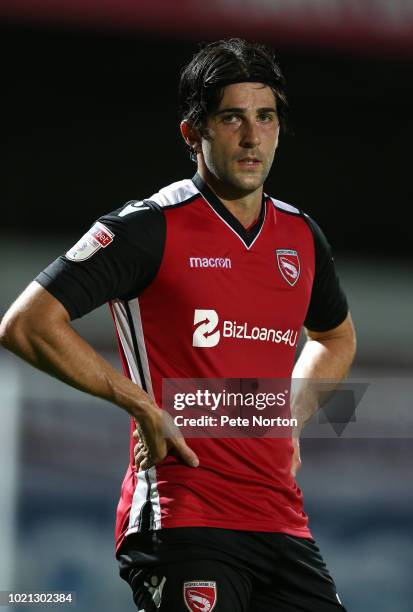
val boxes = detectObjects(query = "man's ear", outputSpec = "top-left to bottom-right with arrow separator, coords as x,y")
180,120 -> 202,154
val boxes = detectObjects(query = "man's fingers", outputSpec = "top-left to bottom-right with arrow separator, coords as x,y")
169,437 -> 199,467
291,438 -> 301,477
132,416 -> 198,470
291,456 -> 302,477
133,441 -> 142,461
161,412 -> 199,467
136,449 -> 145,462
138,457 -> 153,471
136,445 -> 154,472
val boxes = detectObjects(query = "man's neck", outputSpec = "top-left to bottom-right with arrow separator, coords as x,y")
197,167 -> 263,230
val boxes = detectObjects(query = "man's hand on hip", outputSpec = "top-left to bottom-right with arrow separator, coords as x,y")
133,405 -> 199,471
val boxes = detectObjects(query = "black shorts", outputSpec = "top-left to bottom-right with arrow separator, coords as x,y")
118,527 -> 346,611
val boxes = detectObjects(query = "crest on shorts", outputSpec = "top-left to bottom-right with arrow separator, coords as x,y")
66,221 -> 114,262
276,249 -> 300,286
183,581 -> 217,612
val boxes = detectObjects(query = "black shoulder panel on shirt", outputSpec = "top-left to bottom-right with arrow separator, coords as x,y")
302,215 -> 349,332
35,200 -> 166,320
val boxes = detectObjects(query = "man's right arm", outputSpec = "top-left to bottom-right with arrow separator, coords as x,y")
0,281 -> 199,469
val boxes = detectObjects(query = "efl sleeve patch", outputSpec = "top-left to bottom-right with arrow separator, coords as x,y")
35,203 -> 165,320
65,222 -> 114,262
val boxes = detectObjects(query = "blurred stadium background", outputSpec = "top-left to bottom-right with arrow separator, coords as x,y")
1,1 -> 412,610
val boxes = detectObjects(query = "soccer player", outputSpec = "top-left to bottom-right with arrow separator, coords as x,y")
1,39 -> 356,611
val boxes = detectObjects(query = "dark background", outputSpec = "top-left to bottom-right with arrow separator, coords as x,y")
3,21 -> 412,257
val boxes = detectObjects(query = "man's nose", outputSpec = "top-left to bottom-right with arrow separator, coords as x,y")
240,120 -> 261,148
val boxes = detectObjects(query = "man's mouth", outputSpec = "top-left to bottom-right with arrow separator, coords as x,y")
237,157 -> 261,168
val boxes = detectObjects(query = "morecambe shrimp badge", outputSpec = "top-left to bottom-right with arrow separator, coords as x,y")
183,581 -> 217,612
276,249 -> 300,286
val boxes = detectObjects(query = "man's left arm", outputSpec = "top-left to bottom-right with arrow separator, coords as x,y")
290,312 -> 357,475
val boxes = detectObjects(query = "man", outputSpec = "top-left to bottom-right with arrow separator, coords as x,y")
0,38 -> 356,611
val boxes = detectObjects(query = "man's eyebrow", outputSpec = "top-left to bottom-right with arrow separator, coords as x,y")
215,106 -> 277,115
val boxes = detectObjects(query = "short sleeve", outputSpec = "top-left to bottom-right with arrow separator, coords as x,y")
303,215 -> 348,332
35,200 -> 166,320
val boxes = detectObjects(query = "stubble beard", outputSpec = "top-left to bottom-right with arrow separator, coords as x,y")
224,158 -> 271,197
203,146 -> 274,199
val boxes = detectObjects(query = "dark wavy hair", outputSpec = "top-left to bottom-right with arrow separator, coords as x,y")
179,38 -> 289,161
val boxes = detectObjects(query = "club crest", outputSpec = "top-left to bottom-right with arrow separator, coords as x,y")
183,581 -> 217,612
276,249 -> 300,286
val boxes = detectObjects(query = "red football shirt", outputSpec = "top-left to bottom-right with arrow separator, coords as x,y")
36,173 -> 348,553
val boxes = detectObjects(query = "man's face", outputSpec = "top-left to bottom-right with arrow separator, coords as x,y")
199,82 -> 280,196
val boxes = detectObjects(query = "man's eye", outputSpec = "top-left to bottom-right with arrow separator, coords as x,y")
258,113 -> 274,122
222,114 -> 239,123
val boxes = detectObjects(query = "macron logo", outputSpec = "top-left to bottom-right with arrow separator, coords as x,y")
192,310 -> 220,348
189,256 -> 232,269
